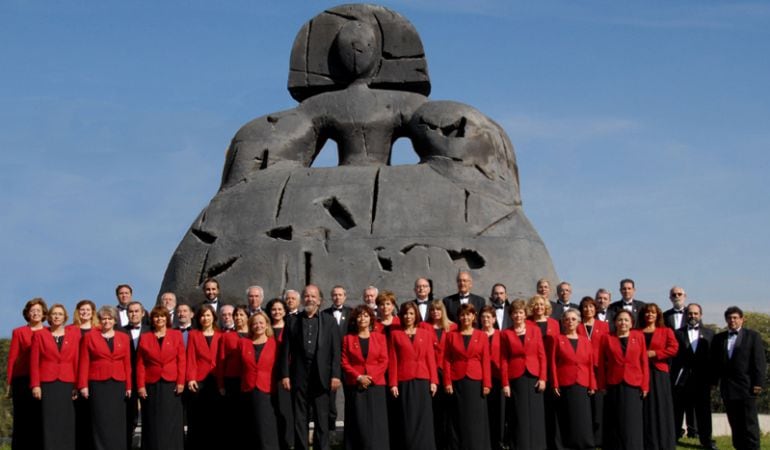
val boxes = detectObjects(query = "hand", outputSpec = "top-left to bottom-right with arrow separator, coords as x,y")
219,388 -> 226,396
390,386 -> 399,398
175,384 -> 185,395
534,380 -> 546,393
32,387 -> 42,400
331,378 -> 342,392
358,375 -> 372,389
553,388 -> 561,397
281,377 -> 291,391
588,389 -> 595,396
188,380 -> 199,392
430,383 -> 437,397
138,388 -> 147,399
641,390 -> 648,399
647,350 -> 657,358
71,389 -> 78,400
482,387 -> 490,396
752,386 -> 762,395
445,385 -> 454,395
4,385 -> 11,399
503,386 -> 511,398
80,388 -> 89,399
125,390 -> 132,398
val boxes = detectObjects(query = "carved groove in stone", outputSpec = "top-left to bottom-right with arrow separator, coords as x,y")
304,251 -> 312,285
447,249 -> 485,270
192,228 -> 216,245
371,169 -> 380,233
321,197 -> 356,230
205,256 -> 239,280
464,190 -> 470,223
275,175 -> 290,219
266,226 -> 293,241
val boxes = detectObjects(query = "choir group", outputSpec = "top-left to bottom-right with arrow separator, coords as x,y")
5,273 -> 766,450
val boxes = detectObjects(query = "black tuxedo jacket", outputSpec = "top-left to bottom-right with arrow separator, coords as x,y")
117,324 -> 151,388
663,307 -> 687,330
711,327 -> 767,400
671,324 -> 714,387
492,302 -> 513,330
322,305 -> 353,337
280,311 -> 341,390
443,293 -> 486,325
607,299 -> 645,327
550,300 -> 579,321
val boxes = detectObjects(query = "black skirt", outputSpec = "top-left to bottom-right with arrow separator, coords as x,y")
186,375 -> 221,450
432,370 -> 452,450
244,389 -> 280,450
141,380 -> 184,450
41,380 -> 76,450
603,383 -> 644,450
397,379 -> 435,450
273,377 -> 295,450
486,378 -> 506,450
643,368 -> 676,450
343,384 -> 390,450
590,386 -> 605,447
74,394 -> 93,450
11,376 -> 42,450
554,385 -> 595,450
449,377 -> 490,450
89,379 -> 127,450
506,372 -> 546,450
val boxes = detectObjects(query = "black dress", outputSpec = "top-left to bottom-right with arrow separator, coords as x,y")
343,337 -> 390,450
449,334 -> 491,450
642,331 -> 676,450
603,336 -> 644,450
507,334 -> 546,450
89,336 -> 128,450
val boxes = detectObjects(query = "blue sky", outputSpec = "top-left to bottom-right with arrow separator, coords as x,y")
2,1 -> 769,336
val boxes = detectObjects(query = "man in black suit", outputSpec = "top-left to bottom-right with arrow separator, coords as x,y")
490,283 -> 512,330
280,284 -> 342,450
443,269 -> 486,324
413,277 -> 433,321
671,303 -> 717,449
115,283 -> 134,327
322,285 -> 351,437
607,278 -> 645,326
118,301 -> 150,450
595,288 -> 612,322
201,277 -> 221,313
246,285 -> 265,316
711,306 -> 766,450
663,286 -> 687,331
284,289 -> 301,316
550,281 -> 579,320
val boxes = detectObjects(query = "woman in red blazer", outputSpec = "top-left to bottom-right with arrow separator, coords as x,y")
136,306 -> 186,450
389,301 -> 438,450
78,305 -> 132,450
550,309 -> 596,449
480,305 -> 505,450
341,305 -> 390,450
69,298 -> 99,450
598,309 -> 649,450
577,296 -> 609,447
185,305 -> 221,450
238,312 -> 279,449
501,299 -> 547,450
30,303 -> 80,450
638,303 -> 679,450
6,297 -> 47,450
374,290 -> 401,336
444,303 -> 491,450
526,294 -> 559,449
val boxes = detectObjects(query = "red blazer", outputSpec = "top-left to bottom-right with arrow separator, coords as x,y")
136,330 -> 186,388
577,320 -> 610,368
500,324 -> 547,381
388,328 -> 437,386
486,330 -> 503,380
549,334 -> 596,390
341,332 -> 389,386
529,318 -> 560,340
30,327 -> 81,386
238,337 -> 277,394
217,331 -> 245,386
7,326 -> 42,383
77,331 -> 131,390
443,329 -> 491,388
186,330 -> 222,382
597,330 -> 649,392
644,327 -> 679,373
374,316 -> 401,334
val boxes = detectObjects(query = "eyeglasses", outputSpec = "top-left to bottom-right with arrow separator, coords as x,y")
671,292 -> 684,297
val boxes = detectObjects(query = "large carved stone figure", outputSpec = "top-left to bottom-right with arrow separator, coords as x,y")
160,4 -> 557,304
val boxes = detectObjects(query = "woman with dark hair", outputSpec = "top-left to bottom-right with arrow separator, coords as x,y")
7,297 -> 47,450
444,303 -> 491,450
480,305 -> 505,450
30,303 -> 81,450
501,298 -> 547,450
266,297 -> 293,450
70,299 -> 99,450
341,305 -> 390,450
217,304 -> 249,447
137,305 -> 186,450
550,309 -> 596,449
598,309 -> 649,450
238,312 -> 279,450
185,305 -> 221,450
577,296 -> 609,446
638,303 -> 678,450
78,305 -> 132,450
389,301 -> 438,450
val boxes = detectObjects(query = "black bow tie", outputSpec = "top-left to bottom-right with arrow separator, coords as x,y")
204,300 -> 217,305
117,305 -> 127,311
417,300 -> 428,305
130,325 -> 141,330
688,325 -> 699,330
180,327 -> 190,333
673,310 -> 684,314
493,304 -> 505,310
729,331 -> 739,336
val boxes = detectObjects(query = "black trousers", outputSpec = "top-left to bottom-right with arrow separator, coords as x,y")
293,368 -> 332,450
674,382 -> 712,445
725,398 -> 760,450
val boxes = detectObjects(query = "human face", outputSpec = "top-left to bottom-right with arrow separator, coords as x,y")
247,288 -> 263,309
458,311 -> 475,330
581,302 -> 595,320
363,289 -> 377,306
152,313 -> 167,331
562,312 -> 579,333
204,282 -> 219,301
557,284 -> 572,302
270,302 -> 286,323
537,281 -> 551,298
669,288 -> 686,309
220,306 -> 234,328
285,292 -> 300,311
456,272 -> 472,295
532,299 -> 546,319
491,286 -> 507,305
614,312 -> 632,334
127,304 -> 144,325
511,308 -> 526,326
303,285 -> 321,315
99,314 -> 115,332
177,305 -> 192,326
356,311 -> 371,331
402,307 -> 416,327
644,308 -> 657,326
78,304 -> 93,323
251,314 -> 268,337
429,306 -> 443,323
686,305 -> 702,327
161,293 -> 176,312
199,309 -> 214,330
380,300 -> 394,318
331,288 -> 346,307
620,282 -> 635,301
480,311 -> 496,330
595,292 -> 610,310
414,279 -> 431,300
117,287 -> 132,306
49,307 -> 66,328
28,304 -> 45,325
234,309 -> 248,328
725,312 -> 744,331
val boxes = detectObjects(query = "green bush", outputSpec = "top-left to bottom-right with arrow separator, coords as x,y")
0,338 -> 12,437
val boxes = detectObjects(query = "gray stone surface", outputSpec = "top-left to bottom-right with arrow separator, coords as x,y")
160,4 -> 558,305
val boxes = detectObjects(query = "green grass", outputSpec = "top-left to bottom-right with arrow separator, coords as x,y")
676,434 -> 770,449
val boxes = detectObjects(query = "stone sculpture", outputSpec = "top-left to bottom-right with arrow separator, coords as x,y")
160,3 -> 557,304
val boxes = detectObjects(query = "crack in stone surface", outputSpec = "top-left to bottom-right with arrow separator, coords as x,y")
370,168 -> 380,233
447,249 -> 485,269
276,175 -> 290,219
204,256 -> 239,280
192,228 -> 216,245
266,226 -> 293,241
321,196 -> 356,230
